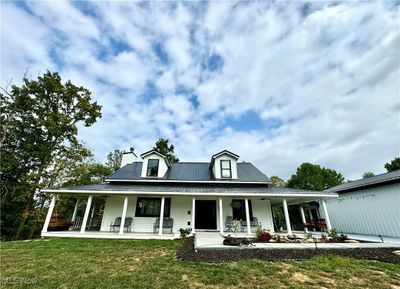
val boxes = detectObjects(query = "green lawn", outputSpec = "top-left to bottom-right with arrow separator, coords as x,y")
1,238 -> 399,289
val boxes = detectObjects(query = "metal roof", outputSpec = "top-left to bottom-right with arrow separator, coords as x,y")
43,183 -> 336,196
107,162 -> 271,183
325,170 -> 400,193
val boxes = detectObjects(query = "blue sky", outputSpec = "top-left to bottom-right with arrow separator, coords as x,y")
1,1 -> 399,180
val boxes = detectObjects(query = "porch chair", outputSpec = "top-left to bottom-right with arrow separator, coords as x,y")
109,217 -> 121,232
241,217 -> 259,232
225,216 -> 233,232
153,218 -> 174,234
86,217 -> 101,230
124,217 -> 133,233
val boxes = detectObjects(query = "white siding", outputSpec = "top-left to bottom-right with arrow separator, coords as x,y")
212,154 -> 238,179
100,195 -> 274,233
140,153 -> 169,178
325,183 -> 400,238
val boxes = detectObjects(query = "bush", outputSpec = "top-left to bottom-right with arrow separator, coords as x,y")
179,228 -> 191,238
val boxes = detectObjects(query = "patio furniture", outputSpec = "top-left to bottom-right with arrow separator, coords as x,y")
241,217 -> 259,232
48,216 -> 72,231
109,217 -> 133,232
124,217 -> 133,232
225,216 -> 233,232
86,217 -> 102,230
303,219 -> 327,231
153,218 -> 174,233
110,217 -> 121,232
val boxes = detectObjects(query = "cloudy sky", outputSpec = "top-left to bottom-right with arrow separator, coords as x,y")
2,1 -> 399,180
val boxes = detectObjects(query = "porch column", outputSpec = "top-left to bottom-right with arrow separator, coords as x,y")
159,197 -> 165,236
191,197 -> 195,234
119,196 -> 129,235
299,206 -> 308,233
245,198 -> 251,234
282,199 -> 292,236
321,199 -> 332,231
219,198 -> 223,234
80,195 -> 93,234
42,194 -> 56,233
308,208 -> 313,221
71,198 -> 80,222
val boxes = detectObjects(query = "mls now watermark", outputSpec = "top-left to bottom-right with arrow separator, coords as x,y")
1,277 -> 38,286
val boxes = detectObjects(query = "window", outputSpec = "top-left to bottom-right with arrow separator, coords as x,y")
135,197 -> 171,217
220,160 -> 232,178
232,199 -> 253,221
147,159 -> 159,177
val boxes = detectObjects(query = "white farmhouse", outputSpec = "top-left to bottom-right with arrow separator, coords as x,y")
41,149 -> 338,239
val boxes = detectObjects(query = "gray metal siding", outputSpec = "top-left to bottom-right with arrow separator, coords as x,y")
325,183 -> 400,237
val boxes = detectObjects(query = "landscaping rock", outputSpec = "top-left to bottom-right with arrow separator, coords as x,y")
392,250 -> 400,256
344,240 -> 360,243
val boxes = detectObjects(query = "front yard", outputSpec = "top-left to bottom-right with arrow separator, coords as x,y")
1,238 -> 399,289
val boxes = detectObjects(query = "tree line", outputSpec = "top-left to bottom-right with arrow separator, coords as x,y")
270,157 -> 400,189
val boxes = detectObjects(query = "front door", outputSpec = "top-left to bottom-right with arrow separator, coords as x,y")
195,200 -> 217,230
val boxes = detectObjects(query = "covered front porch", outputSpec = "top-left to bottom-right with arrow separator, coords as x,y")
40,189 -> 336,239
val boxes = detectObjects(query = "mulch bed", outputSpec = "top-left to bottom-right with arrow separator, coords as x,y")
176,237 -> 400,264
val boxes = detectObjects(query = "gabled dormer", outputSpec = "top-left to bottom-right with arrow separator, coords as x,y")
140,149 -> 170,178
210,150 -> 239,179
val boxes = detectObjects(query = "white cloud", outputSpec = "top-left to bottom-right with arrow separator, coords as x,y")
1,1 -> 399,181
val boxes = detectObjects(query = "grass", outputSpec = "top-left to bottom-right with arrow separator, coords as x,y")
1,238 -> 399,289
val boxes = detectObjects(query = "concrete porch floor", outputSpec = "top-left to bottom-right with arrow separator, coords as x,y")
195,232 -> 400,250
41,231 -> 175,240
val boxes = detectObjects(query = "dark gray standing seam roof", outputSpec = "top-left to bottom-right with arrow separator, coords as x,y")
43,183 -> 335,196
106,162 -> 271,183
325,170 -> 400,193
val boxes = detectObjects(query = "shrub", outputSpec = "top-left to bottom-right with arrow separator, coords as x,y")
328,229 -> 338,239
179,228 -> 191,238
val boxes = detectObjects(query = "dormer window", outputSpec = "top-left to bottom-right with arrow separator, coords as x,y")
147,159 -> 159,177
220,160 -> 232,178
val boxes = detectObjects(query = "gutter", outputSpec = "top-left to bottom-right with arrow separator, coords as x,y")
40,188 -> 338,198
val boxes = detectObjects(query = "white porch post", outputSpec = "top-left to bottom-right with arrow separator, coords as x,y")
299,206 -> 308,233
80,195 -> 93,234
283,199 -> 292,236
71,198 -> 80,222
219,198 -> 223,234
308,208 -> 313,221
191,197 -> 196,234
119,196 -> 129,235
42,194 -> 56,233
321,199 -> 332,231
245,198 -> 251,234
159,197 -> 165,236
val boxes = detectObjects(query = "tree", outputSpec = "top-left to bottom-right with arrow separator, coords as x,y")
270,176 -> 286,187
384,156 -> 400,172
0,71 -> 102,239
106,149 -> 123,171
362,171 -> 375,179
155,138 -> 179,163
286,162 -> 344,191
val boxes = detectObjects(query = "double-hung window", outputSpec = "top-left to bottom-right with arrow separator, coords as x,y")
147,159 -> 159,177
220,160 -> 232,178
